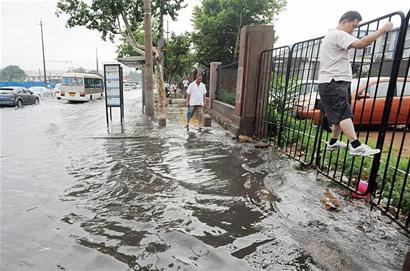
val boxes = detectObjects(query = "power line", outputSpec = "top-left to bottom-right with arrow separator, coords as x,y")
46,60 -> 72,63
2,4 -> 38,24
29,1 -> 55,17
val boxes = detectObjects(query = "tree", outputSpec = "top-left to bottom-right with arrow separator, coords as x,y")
163,32 -> 195,83
192,0 -> 286,67
117,25 -> 146,58
0,65 -> 26,82
56,0 -> 184,56
70,67 -> 87,73
56,0 -> 186,117
88,70 -> 103,77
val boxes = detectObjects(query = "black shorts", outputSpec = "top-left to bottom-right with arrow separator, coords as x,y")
318,80 -> 353,125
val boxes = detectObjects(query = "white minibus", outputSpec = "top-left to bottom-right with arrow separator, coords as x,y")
60,73 -> 103,102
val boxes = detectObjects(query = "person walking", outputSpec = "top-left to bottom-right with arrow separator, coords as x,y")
182,78 -> 189,97
318,11 -> 393,156
185,74 -> 207,132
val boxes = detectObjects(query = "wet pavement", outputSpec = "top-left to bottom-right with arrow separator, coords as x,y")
1,90 -> 409,271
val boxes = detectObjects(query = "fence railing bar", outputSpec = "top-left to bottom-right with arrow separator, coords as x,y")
293,42 -> 312,160
368,11 -> 407,194
299,40 -> 317,162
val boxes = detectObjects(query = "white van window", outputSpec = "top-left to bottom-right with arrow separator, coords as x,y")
62,77 -> 83,86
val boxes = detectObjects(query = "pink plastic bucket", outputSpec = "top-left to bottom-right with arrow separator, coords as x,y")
352,180 -> 370,199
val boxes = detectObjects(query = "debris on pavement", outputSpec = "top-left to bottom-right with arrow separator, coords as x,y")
320,189 -> 341,211
238,135 -> 253,143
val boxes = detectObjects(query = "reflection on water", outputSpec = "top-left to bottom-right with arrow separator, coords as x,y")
2,92 -> 408,271
62,129 -> 275,269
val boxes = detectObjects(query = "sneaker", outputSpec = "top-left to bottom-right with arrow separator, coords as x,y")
198,127 -> 202,133
185,125 -> 189,131
326,140 -> 347,151
349,143 -> 380,156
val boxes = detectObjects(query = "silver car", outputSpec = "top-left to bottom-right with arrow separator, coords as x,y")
29,86 -> 54,99
0,86 -> 40,107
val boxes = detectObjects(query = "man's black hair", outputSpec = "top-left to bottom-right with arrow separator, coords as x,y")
339,11 -> 362,23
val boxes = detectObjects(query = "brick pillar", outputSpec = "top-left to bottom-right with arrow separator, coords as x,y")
208,62 -> 221,109
234,25 -> 274,136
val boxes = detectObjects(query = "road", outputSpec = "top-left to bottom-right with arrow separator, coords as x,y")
1,90 -> 409,271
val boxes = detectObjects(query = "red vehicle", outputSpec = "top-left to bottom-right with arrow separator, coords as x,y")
296,77 -> 410,128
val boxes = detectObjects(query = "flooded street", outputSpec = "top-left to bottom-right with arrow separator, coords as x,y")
1,90 -> 409,271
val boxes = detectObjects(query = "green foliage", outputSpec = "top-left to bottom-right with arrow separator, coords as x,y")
216,89 -> 236,105
88,70 -> 103,77
56,0 -> 186,42
0,65 -> 26,82
116,20 -> 163,57
163,32 -> 196,82
117,26 -> 146,57
192,0 -> 287,67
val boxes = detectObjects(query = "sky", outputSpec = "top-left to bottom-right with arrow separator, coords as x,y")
1,0 -> 410,74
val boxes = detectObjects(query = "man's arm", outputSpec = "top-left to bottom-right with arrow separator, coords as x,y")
186,94 -> 190,106
349,22 -> 393,49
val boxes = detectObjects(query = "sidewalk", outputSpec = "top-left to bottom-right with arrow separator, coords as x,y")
101,92 -> 409,270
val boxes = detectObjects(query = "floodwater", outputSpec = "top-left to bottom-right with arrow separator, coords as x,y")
1,90 -> 409,271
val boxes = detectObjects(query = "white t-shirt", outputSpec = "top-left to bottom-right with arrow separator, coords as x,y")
187,81 -> 207,106
318,29 -> 358,83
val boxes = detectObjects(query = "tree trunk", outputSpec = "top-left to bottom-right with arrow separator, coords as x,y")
143,0 -> 154,117
155,62 -> 167,118
234,14 -> 243,59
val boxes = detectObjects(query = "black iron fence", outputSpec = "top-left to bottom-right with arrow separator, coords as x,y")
216,62 -> 238,106
256,11 -> 410,232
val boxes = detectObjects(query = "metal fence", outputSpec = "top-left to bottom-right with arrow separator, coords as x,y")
0,81 -> 57,89
216,62 -> 238,106
256,11 -> 410,232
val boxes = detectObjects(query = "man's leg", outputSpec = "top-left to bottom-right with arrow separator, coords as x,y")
326,123 -> 348,151
331,124 -> 343,139
339,118 -> 380,156
339,118 -> 357,141
186,106 -> 195,130
197,106 -> 204,131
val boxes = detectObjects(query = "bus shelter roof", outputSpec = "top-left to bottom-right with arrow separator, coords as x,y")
116,56 -> 145,68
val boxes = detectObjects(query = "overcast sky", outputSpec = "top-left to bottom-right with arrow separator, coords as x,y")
1,0 -> 410,73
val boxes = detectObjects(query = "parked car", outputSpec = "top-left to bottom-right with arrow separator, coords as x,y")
0,86 -> 40,107
123,82 -> 132,91
297,77 -> 410,128
53,83 -> 61,99
29,86 -> 54,99
291,81 -> 319,116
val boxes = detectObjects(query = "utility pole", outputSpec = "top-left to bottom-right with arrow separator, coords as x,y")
144,0 -> 154,117
166,20 -> 170,41
159,2 -> 165,76
96,49 -> 99,74
39,20 -> 47,83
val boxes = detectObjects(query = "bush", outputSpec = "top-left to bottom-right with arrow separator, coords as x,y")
216,89 -> 236,106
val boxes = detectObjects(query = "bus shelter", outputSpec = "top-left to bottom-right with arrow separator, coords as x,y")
117,56 -> 146,112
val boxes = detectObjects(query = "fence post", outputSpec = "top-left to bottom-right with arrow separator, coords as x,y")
368,12 -> 407,193
208,62 -> 221,110
235,25 -> 274,136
